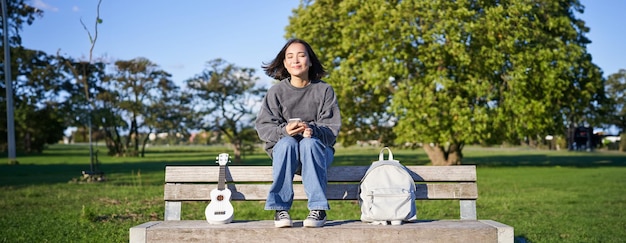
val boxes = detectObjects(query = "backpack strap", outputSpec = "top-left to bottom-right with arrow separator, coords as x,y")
378,147 -> 393,161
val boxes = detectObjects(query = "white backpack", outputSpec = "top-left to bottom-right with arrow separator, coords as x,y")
359,147 -> 417,225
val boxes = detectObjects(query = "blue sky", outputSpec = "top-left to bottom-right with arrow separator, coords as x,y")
21,0 -> 301,87
21,0 -> 626,88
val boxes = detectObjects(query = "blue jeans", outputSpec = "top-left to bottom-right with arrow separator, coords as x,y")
265,136 -> 334,211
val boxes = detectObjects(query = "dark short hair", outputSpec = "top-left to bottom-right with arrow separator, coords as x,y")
262,38 -> 326,80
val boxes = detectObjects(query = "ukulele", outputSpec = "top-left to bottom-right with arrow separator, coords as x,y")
205,153 -> 234,224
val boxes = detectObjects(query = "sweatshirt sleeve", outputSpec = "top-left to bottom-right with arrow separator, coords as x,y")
255,89 -> 289,146
308,85 -> 342,147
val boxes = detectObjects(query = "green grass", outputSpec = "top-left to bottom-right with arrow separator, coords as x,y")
1,144 -> 625,242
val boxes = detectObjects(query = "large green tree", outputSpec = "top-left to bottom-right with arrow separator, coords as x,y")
287,0 -> 604,165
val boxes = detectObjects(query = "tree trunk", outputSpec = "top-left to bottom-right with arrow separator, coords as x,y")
103,127 -> 126,157
232,140 -> 242,164
422,142 -> 464,166
140,131 -> 151,158
447,143 -> 463,165
132,118 -> 139,152
126,118 -> 139,156
423,144 -> 445,165
24,132 -> 32,153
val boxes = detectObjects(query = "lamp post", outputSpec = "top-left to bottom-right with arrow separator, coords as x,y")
1,0 -> 17,164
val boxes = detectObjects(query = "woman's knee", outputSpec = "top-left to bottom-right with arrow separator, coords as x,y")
299,137 -> 324,150
274,136 -> 299,150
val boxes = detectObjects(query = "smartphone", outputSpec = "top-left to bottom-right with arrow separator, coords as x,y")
288,118 -> 302,123
288,118 -> 303,135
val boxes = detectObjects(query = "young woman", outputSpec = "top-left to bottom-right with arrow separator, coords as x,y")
255,39 -> 341,228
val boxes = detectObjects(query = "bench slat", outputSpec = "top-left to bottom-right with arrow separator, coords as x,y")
165,165 -> 476,183
163,182 -> 478,201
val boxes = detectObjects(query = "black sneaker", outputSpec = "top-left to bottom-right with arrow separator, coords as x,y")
274,210 -> 292,228
303,210 -> 327,228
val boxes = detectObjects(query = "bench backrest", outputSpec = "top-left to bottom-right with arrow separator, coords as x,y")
163,165 -> 478,221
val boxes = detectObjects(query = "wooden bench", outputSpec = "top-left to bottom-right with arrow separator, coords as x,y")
130,165 -> 514,242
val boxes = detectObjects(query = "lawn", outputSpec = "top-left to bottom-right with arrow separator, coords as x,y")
0,144 -> 624,242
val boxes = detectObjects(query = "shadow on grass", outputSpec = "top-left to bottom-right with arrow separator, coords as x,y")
335,149 -> 626,167
0,159 -> 215,187
462,153 -> 626,167
1,145 -> 625,187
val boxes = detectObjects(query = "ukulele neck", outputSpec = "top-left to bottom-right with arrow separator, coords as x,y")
217,165 -> 226,190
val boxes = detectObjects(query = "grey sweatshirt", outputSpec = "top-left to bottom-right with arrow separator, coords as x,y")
255,78 -> 341,156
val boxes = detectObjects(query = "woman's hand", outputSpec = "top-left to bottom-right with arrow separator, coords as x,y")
303,128 -> 313,138
286,121 -> 307,136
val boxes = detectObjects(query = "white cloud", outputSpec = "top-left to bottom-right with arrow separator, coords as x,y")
32,0 -> 58,12
72,6 -> 80,12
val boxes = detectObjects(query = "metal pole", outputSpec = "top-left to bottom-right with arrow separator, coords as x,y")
1,0 -> 17,163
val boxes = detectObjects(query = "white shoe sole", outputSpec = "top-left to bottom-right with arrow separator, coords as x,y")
275,220 -> 292,228
303,218 -> 326,228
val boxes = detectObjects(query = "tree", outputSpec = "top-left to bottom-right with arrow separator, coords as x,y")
142,73 -> 193,156
9,48 -> 70,152
102,57 -> 175,157
0,0 -> 47,153
186,59 -> 266,163
287,0 -> 604,165
605,69 -> 626,151
59,57 -> 107,130
1,4 -> 70,153
58,0 -> 106,178
605,69 -> 626,132
0,0 -> 42,47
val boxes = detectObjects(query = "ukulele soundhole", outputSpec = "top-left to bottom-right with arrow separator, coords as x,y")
217,195 -> 224,201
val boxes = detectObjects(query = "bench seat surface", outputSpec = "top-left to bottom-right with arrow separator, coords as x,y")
132,219 -> 513,243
